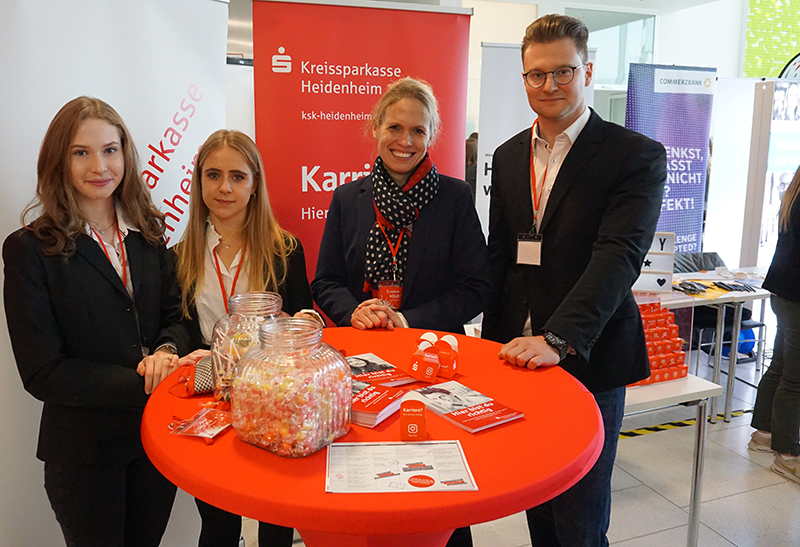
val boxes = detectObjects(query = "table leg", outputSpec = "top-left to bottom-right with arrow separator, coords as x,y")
709,305 -> 726,424
755,299 -> 767,374
297,528 -> 454,547
687,398 -> 708,547
724,304 -> 743,422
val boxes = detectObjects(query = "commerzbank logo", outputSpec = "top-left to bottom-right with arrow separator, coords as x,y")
272,47 -> 292,73
654,68 -> 715,95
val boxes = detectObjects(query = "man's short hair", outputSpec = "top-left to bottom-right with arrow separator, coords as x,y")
521,14 -> 589,64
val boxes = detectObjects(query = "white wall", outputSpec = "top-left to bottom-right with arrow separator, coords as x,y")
705,78 -> 760,267
462,0 -> 539,136
226,63 -> 257,138
656,0 -> 746,77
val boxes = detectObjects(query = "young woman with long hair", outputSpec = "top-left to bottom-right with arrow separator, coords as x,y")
174,129 -> 318,547
750,165 -> 800,484
3,96 -> 192,546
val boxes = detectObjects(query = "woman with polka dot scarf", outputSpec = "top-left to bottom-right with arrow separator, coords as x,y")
313,77 -> 490,336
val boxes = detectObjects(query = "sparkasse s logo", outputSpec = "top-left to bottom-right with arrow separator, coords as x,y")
272,47 -> 291,73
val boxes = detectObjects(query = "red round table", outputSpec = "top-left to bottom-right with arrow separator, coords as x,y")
142,328 -> 602,547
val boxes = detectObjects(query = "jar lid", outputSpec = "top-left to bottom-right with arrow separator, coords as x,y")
228,291 -> 283,316
258,317 -> 322,349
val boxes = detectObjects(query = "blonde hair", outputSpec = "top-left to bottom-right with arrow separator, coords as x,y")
779,166 -> 800,232
371,77 -> 441,146
175,130 -> 296,317
23,96 -> 165,256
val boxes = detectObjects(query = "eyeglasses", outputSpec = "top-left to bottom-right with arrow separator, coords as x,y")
522,64 -> 586,88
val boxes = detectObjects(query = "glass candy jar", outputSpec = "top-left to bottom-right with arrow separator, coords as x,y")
210,292 -> 282,402
231,318 -> 352,457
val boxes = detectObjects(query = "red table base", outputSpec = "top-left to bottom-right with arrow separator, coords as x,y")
297,528 -> 453,547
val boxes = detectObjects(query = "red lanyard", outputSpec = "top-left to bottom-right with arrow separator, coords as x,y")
374,202 -> 407,281
377,223 -> 406,281
530,120 -> 548,233
90,215 -> 127,288
213,243 -> 247,314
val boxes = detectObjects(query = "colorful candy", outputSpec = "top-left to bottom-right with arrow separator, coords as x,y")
231,318 -> 351,457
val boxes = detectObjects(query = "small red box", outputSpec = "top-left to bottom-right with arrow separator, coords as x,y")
642,316 -> 658,330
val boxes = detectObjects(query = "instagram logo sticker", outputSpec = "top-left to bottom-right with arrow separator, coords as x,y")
400,399 -> 426,441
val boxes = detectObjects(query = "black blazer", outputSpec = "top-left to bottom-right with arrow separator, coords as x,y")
3,228 -> 192,465
483,111 -> 666,392
312,174 -> 491,334
764,195 -> 800,303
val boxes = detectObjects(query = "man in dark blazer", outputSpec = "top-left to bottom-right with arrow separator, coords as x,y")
482,14 -> 666,547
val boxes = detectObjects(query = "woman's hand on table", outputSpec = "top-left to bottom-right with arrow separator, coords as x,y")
136,349 -> 180,394
498,336 -> 560,370
176,349 -> 210,368
350,299 -> 406,330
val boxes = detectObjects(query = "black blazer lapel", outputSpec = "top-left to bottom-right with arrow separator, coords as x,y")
402,188 -> 441,302
509,130 -> 536,235
539,111 -> 605,233
74,234 -> 129,297
126,232 -> 144,298
354,177 -> 377,292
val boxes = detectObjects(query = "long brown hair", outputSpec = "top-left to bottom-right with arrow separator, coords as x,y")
175,130 -> 296,317
779,166 -> 800,232
22,96 -> 165,256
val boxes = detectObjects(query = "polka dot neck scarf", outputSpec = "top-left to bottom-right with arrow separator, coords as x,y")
364,154 -> 439,293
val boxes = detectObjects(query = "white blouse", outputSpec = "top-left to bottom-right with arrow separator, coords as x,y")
195,220 -> 249,345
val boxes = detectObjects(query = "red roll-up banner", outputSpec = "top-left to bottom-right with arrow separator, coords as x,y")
253,0 -> 471,278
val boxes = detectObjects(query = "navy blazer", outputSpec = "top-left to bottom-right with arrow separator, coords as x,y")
312,173 -> 490,334
3,228 -> 192,465
483,111 -> 666,392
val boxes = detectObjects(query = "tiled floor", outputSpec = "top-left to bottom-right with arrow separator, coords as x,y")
243,350 -> 800,547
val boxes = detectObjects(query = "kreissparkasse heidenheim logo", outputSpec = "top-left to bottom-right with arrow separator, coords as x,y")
272,47 -> 291,73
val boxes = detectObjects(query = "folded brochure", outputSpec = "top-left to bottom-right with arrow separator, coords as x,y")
403,380 -> 524,433
351,379 -> 406,427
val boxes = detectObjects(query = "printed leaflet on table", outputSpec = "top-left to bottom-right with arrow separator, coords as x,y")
326,440 -> 477,493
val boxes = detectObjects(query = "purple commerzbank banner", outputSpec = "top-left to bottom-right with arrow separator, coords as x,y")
626,63 -> 717,254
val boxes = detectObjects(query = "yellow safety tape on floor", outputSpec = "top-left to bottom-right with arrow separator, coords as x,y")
620,409 -> 753,438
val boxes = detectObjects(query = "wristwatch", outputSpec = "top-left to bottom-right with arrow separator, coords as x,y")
543,331 -> 569,362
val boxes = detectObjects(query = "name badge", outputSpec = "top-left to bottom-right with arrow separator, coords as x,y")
378,281 -> 403,309
517,233 -> 543,266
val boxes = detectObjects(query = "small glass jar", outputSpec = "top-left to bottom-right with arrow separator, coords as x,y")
210,292 -> 282,402
231,318 -> 352,457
